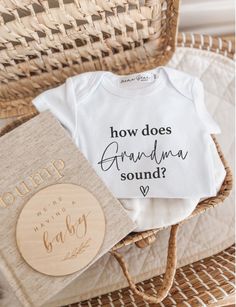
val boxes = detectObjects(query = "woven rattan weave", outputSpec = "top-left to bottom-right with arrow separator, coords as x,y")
0,0 -> 179,118
67,244 -> 235,307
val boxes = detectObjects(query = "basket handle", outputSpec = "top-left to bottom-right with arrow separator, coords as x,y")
110,224 -> 179,304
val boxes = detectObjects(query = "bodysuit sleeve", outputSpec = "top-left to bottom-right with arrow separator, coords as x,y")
192,77 -> 221,134
163,67 -> 220,134
32,72 -> 101,138
32,77 -> 77,137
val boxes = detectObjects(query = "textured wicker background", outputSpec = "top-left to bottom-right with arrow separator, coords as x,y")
65,245 -> 235,307
0,0 -> 179,118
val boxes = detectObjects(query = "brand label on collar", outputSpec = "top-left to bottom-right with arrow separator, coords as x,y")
119,73 -> 156,86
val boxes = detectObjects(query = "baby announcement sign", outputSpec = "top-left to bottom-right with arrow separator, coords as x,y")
0,112 -> 135,307
16,183 -> 106,276
93,120 -> 215,199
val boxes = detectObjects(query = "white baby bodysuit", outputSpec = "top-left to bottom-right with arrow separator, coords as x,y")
33,67 -> 221,200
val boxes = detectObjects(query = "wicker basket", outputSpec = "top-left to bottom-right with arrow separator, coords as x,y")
0,0 -> 234,305
67,244 -> 235,307
0,34 -> 234,304
0,0 -> 179,118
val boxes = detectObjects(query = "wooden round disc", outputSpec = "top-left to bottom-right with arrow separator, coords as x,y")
16,183 -> 105,276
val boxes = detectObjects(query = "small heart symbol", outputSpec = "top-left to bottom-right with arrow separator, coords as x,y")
140,185 -> 149,197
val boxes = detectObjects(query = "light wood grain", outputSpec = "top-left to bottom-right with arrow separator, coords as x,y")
16,183 -> 106,276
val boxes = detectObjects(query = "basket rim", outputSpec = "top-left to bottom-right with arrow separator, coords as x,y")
0,33 -> 234,120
